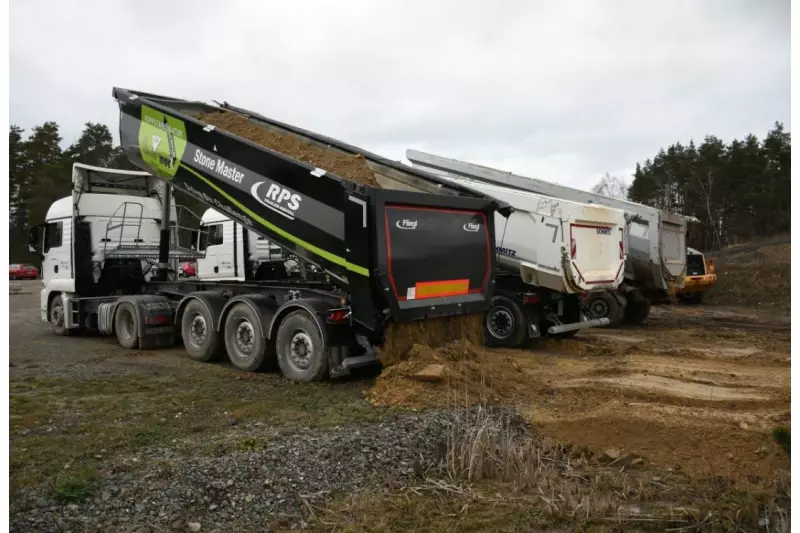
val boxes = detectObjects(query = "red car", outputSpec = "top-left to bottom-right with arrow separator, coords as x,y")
9,264 -> 39,280
180,262 -> 197,278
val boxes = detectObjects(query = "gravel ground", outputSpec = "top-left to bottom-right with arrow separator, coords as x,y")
11,411 -> 457,532
9,282 -> 461,532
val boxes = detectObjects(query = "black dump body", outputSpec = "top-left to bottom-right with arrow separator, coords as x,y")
112,88 -> 505,337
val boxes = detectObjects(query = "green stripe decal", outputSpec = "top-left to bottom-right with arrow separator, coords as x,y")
179,163 -> 370,277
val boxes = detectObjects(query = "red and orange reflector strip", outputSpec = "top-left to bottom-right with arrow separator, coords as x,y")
414,279 -> 470,299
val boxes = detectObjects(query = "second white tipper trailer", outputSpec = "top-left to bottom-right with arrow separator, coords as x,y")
406,149 -> 689,325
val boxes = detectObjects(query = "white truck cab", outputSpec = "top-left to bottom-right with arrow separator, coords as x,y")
194,208 -> 300,282
30,163 -> 199,330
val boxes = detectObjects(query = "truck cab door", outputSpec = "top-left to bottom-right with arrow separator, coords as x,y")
41,218 -> 74,290
196,222 -> 221,279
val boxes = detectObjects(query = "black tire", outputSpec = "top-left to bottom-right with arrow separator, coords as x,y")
181,299 -> 222,362
114,302 -> 139,349
223,303 -> 276,372
586,293 -> 621,328
679,292 -> 704,305
622,292 -> 652,325
275,310 -> 329,382
48,294 -> 69,336
484,295 -> 528,348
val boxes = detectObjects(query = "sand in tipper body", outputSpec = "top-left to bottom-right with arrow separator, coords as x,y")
194,110 -> 487,368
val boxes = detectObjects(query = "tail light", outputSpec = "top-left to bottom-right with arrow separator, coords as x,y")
144,315 -> 169,325
522,293 -> 540,305
326,309 -> 351,323
619,241 -> 624,260
570,238 -> 577,258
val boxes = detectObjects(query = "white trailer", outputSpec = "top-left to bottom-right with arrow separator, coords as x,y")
406,149 -> 690,324
425,172 -> 628,295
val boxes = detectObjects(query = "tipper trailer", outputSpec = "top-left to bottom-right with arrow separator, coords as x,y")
397,171 -> 628,343
30,88 -> 510,381
406,149 -> 690,324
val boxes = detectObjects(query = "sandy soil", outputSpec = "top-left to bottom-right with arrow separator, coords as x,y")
369,303 -> 791,487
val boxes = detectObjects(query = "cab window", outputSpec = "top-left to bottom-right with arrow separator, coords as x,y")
44,221 -> 63,253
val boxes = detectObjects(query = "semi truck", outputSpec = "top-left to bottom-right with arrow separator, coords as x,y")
406,149 -> 690,325
29,88 -> 508,382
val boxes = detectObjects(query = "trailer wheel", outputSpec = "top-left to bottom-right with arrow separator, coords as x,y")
586,293 -> 621,328
622,291 -> 652,325
181,299 -> 222,362
275,310 -> 328,382
114,302 -> 140,349
48,294 -> 69,337
484,296 -> 528,348
223,303 -> 275,372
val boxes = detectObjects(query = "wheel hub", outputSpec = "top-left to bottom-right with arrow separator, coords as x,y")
235,321 -> 254,355
487,307 -> 514,339
190,314 -> 207,346
288,332 -> 313,371
50,302 -> 64,326
591,299 -> 610,318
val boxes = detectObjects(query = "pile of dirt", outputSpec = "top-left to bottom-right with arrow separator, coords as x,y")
378,314 -> 485,366
195,111 -> 379,187
706,235 -> 790,309
368,340 -> 530,408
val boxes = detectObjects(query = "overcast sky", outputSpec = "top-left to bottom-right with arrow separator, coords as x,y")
10,0 -> 790,190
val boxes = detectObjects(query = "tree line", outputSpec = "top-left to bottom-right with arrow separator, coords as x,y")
623,122 -> 790,251
9,119 -> 791,264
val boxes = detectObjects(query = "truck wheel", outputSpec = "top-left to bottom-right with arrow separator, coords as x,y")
114,302 -> 140,349
275,310 -> 328,382
48,294 -> 69,337
622,292 -> 652,325
224,303 -> 276,372
484,295 -> 528,348
181,299 -> 222,362
586,293 -> 621,328
679,292 -> 704,305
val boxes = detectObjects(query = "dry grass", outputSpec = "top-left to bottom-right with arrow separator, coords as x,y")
296,404 -> 791,532
706,236 -> 790,309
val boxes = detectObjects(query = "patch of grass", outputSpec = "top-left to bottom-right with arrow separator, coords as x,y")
132,427 -> 167,446
772,426 -> 790,456
49,473 -> 97,504
10,370 -> 392,490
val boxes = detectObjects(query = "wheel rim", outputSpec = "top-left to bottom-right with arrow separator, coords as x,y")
189,313 -> 207,347
118,309 -> 134,340
233,319 -> 255,358
50,301 -> 64,327
591,299 -> 610,318
287,331 -> 313,372
487,307 -> 514,339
